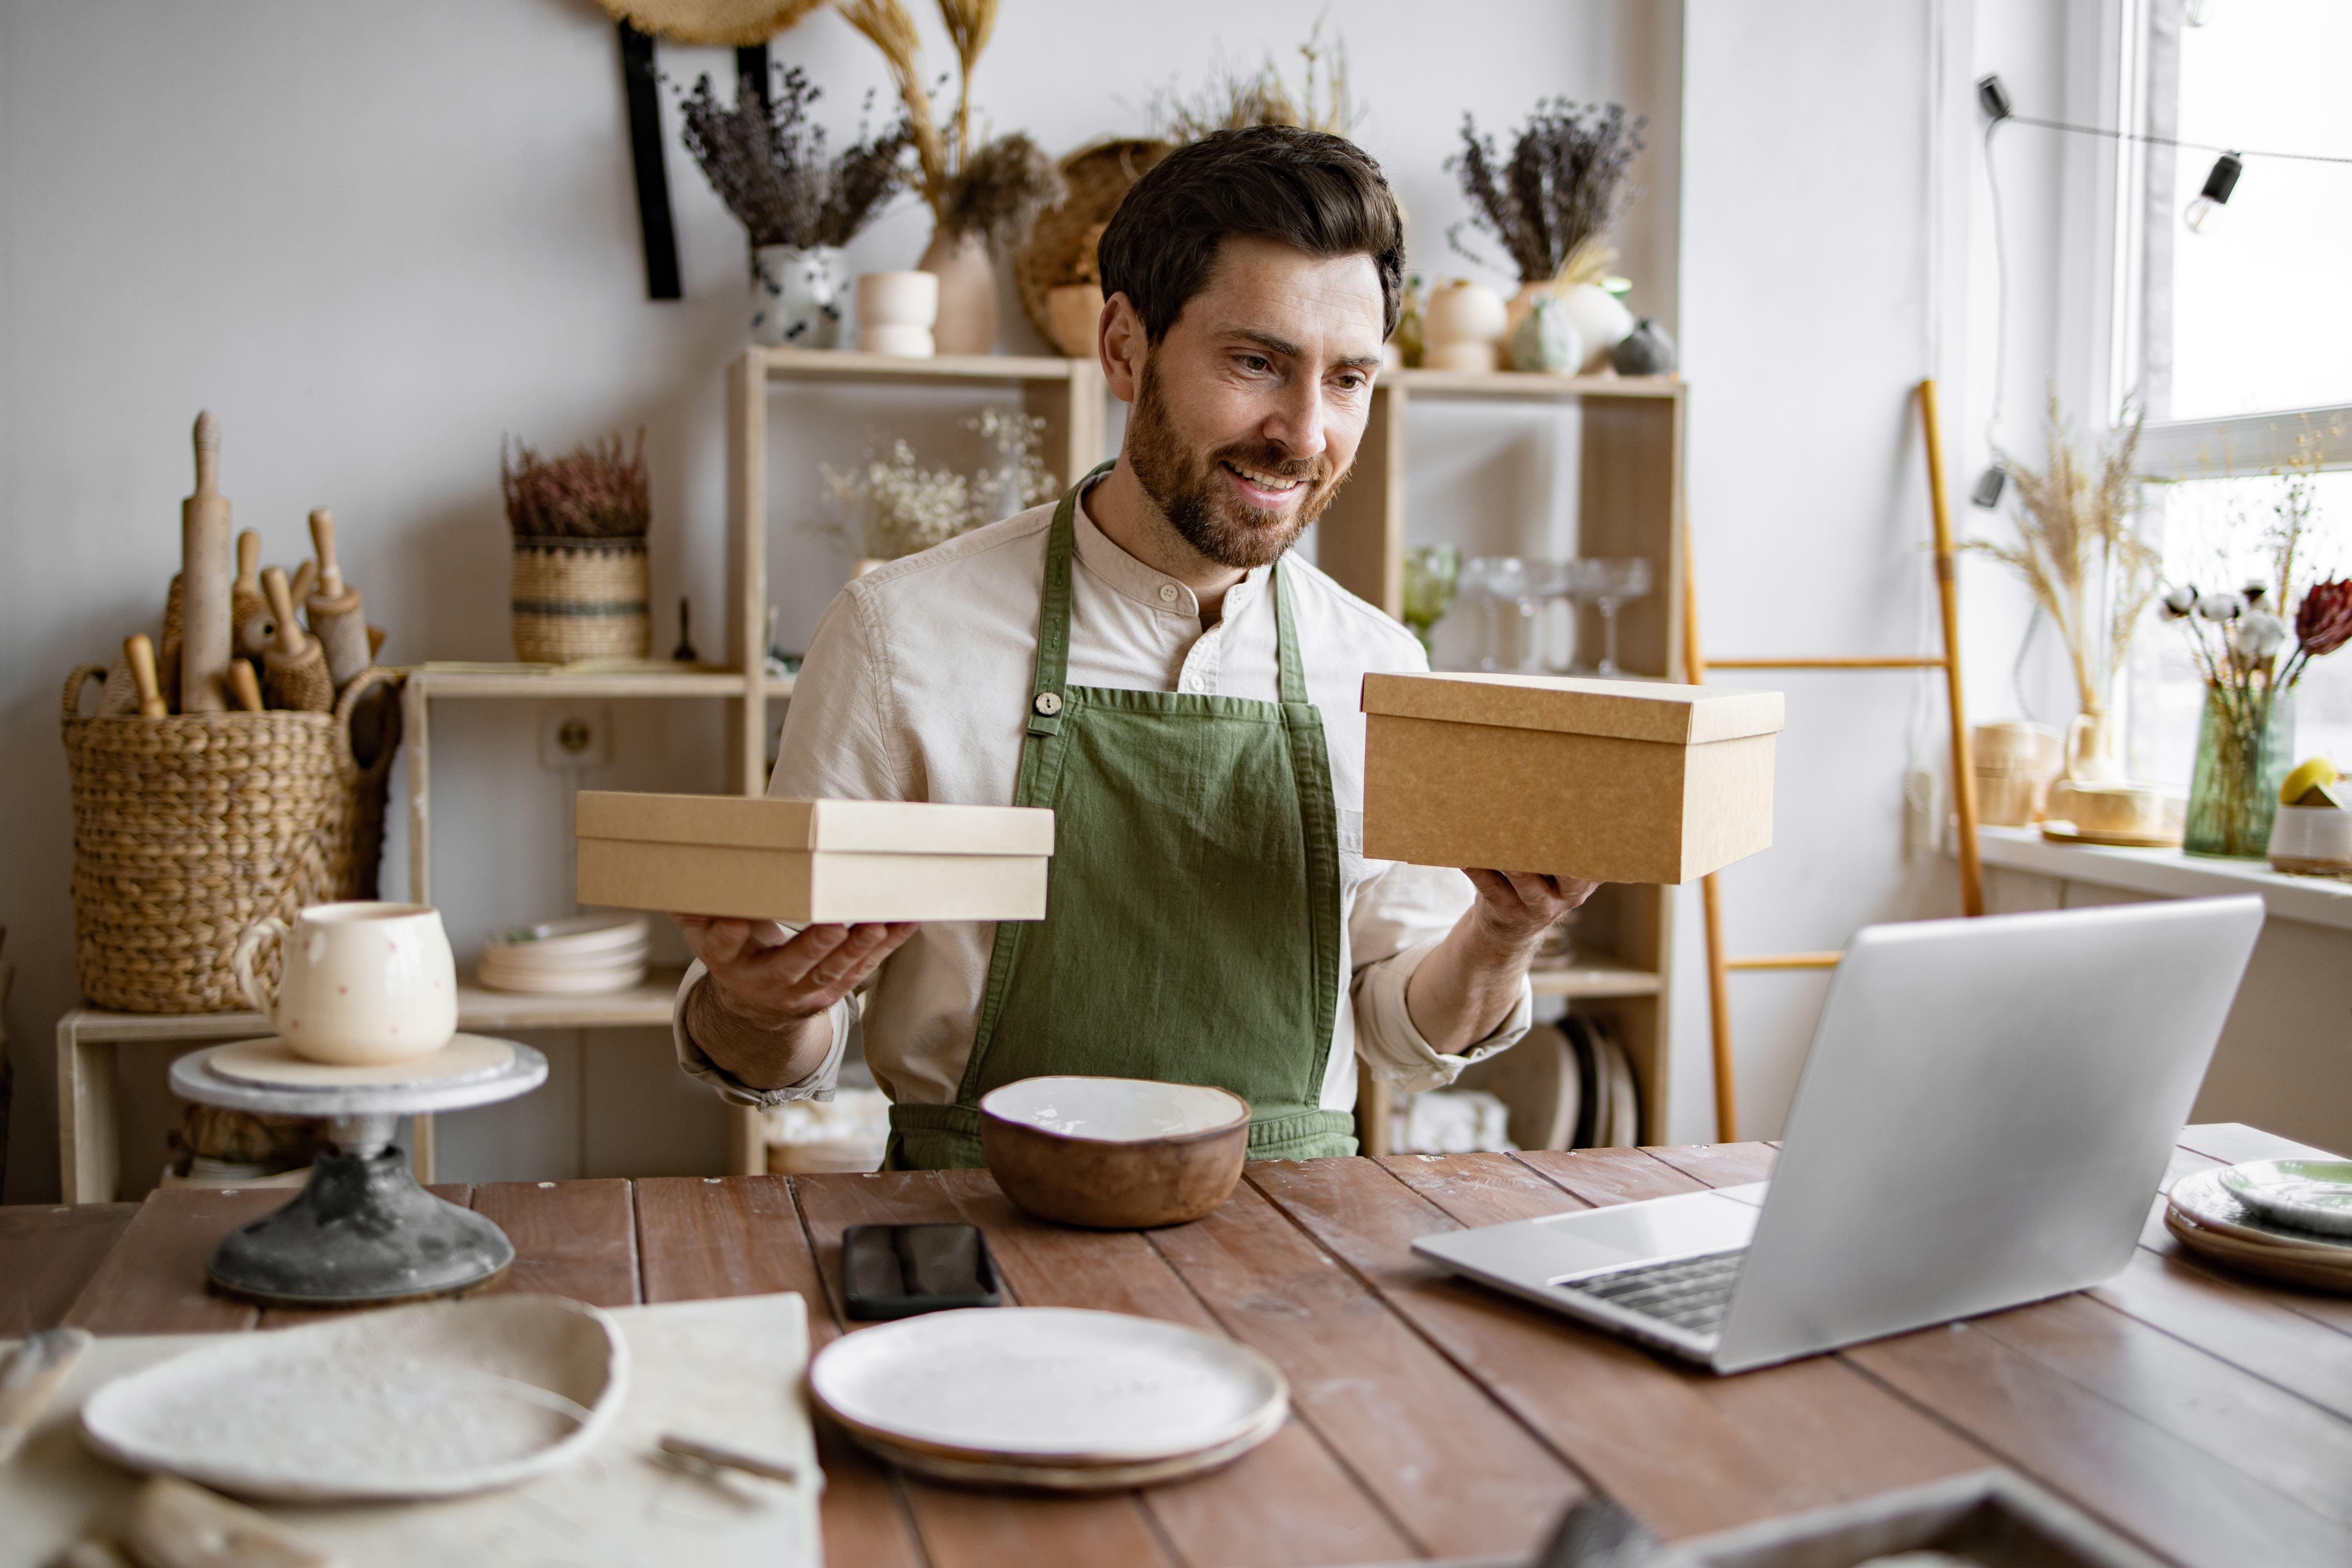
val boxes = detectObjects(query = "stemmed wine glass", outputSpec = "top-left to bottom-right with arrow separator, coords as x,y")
1463,557 -> 1539,672
1401,545 -> 1460,659
1569,557 -> 1653,677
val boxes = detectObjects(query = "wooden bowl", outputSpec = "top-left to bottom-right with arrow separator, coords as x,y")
979,1076 -> 1250,1230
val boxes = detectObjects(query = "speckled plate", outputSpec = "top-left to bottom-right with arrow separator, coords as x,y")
2218,1159 -> 2352,1238
2168,1168 -> 2352,1254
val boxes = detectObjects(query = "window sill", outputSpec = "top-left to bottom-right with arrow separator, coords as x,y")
1969,825 -> 2352,934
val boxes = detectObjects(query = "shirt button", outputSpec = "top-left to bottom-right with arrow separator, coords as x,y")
1158,583 -> 1179,604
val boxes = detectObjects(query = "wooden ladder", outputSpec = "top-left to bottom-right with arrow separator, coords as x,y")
1684,378 -> 1986,1141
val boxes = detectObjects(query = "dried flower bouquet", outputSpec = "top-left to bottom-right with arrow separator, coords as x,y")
1449,99 -> 1645,286
679,64 -> 910,250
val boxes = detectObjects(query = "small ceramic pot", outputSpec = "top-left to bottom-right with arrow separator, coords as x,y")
1045,282 -> 1103,358
2049,780 -> 2169,838
979,1076 -> 1250,1229
2269,804 -> 2352,874
1507,295 -> 1586,373
1556,283 -> 1635,371
919,228 -> 997,356
752,244 -> 846,349
1612,317 -> 1678,375
856,271 -> 939,360
1423,280 -> 1508,373
233,902 -> 458,1066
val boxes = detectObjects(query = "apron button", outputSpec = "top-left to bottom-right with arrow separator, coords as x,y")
1033,691 -> 1063,716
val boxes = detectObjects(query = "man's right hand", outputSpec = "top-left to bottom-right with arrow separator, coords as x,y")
676,917 -> 919,1025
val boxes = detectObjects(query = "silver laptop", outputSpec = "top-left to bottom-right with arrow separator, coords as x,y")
1413,895 -> 2264,1374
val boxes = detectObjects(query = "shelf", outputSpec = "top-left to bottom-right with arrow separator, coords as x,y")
759,347 -> 1081,384
408,664 -> 752,699
1391,369 -> 1680,402
59,967 -> 690,1046
1527,957 -> 1665,999
1971,824 -> 2352,934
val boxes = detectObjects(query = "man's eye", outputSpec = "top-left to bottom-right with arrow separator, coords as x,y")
1335,373 -> 1368,392
1238,355 -> 1272,372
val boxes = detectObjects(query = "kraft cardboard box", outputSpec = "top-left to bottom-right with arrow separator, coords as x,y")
576,794 -> 1055,923
1361,673 -> 1783,884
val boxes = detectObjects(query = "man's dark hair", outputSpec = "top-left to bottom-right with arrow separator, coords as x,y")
1096,126 -> 1405,344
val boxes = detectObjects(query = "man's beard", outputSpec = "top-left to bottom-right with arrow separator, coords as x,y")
1125,359 -> 1348,571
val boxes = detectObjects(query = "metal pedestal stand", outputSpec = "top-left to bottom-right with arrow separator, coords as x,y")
168,1039 -> 547,1308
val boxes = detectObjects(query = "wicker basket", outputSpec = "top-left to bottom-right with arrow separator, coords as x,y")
1013,138 -> 1173,348
62,664 -> 403,1013
511,539 -> 650,663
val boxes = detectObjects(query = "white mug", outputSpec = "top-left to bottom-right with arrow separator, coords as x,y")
233,902 -> 458,1065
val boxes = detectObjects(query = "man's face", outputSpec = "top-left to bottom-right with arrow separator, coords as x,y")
1120,236 -> 1385,570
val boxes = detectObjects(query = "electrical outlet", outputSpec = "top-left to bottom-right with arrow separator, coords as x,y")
540,703 -> 613,772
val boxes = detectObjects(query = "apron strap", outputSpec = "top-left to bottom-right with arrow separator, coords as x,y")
1026,464 -> 1114,741
1272,558 -> 1309,707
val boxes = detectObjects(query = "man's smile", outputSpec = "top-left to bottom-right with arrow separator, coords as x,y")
1220,460 -> 1309,509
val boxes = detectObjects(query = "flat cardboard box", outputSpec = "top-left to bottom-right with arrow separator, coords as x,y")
576,793 -> 1055,923
1361,673 -> 1782,884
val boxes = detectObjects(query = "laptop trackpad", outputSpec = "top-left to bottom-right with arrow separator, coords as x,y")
1534,1188 -> 1763,1283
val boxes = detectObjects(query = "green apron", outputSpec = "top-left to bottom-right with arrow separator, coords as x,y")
887,468 -> 1358,1169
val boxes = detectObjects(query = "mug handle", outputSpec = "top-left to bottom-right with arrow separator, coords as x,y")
232,917 -> 287,1023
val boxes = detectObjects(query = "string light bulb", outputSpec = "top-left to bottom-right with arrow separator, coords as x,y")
2184,153 -> 2242,233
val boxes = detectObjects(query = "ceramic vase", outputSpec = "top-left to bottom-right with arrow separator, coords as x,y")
1423,281 -> 1507,373
920,228 -> 998,355
1507,295 -> 1586,373
1612,318 -> 1678,375
2184,684 -> 2296,858
752,244 -> 846,349
1557,283 -> 1635,371
856,270 -> 939,359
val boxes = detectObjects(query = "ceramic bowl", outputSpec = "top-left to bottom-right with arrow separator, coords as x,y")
2268,805 -> 2352,875
979,1076 -> 1250,1229
2218,1159 -> 2352,1237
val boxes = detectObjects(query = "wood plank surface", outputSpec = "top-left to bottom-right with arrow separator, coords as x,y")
62,1188 -> 284,1334
1638,1141 -> 1778,1188
1153,1169 -> 1587,1560
635,1176 -> 927,1568
0,1202 -> 135,1335
928,1168 -> 1419,1568
793,1171 -> 1178,1568
469,1179 -> 639,1307
1250,1151 -> 1988,1542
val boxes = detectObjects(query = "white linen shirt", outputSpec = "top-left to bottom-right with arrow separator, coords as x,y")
672,484 -> 1532,1114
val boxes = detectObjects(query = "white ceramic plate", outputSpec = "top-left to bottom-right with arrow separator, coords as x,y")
204,1034 -> 515,1089
978,1076 -> 1249,1143
475,962 -> 649,995
479,939 -> 651,972
809,1307 -> 1285,1465
849,1399 -> 1287,1490
487,914 -> 649,956
2217,1159 -> 2352,1238
2168,1169 -> 2352,1254
81,1294 -> 627,1501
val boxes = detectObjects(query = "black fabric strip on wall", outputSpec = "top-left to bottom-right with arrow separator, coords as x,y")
736,43 -> 772,112
618,21 -> 682,302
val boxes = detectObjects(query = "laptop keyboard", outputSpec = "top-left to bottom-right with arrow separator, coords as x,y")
1556,1249 -> 1746,1336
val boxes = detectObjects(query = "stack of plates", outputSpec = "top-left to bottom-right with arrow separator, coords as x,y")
478,915 -> 650,995
808,1307 -> 1287,1490
2165,1160 -> 2352,1294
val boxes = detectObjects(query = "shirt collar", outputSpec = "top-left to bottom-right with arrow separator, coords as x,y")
1072,476 -> 1271,620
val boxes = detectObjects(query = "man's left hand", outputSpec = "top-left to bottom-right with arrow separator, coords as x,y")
1463,869 -> 1601,957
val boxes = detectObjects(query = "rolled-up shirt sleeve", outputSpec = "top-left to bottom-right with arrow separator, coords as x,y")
669,579 -> 907,1107
1346,859 -> 1533,1094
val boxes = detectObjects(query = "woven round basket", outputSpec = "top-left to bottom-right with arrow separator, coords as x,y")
511,540 -> 651,663
1013,138 -> 1173,348
62,665 -> 404,1014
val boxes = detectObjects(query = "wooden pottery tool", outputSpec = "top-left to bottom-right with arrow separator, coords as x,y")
259,566 -> 332,712
0,1326 -> 92,1463
228,659 -> 266,713
159,571 -> 184,710
304,509 -> 371,689
289,557 -> 319,608
125,634 -> 169,718
179,412 -> 233,713
126,1475 -> 337,1568
230,530 -> 272,659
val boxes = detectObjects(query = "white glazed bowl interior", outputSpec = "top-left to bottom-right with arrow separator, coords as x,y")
980,1076 -> 1248,1144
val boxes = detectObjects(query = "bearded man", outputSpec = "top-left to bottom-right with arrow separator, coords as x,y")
670,125 -> 1595,1168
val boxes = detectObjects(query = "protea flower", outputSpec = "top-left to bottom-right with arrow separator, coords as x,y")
2298,579 -> 2352,658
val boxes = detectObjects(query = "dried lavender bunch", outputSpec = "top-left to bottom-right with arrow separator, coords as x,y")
503,433 -> 651,540
1448,100 -> 1645,283
934,132 -> 1063,251
680,65 -> 910,250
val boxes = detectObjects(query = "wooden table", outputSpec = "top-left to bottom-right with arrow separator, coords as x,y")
6,1124 -> 2347,1567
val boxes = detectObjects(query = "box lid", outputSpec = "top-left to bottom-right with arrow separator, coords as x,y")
1361,673 -> 1784,744
576,793 -> 1055,855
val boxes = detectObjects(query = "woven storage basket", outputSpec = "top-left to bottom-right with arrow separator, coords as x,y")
511,539 -> 651,662
62,664 -> 403,1013
1013,138 -> 1173,347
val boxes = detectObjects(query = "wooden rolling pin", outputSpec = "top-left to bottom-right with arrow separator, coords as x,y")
228,659 -> 265,713
304,509 -> 371,689
125,634 -> 168,718
179,413 -> 232,713
260,566 -> 332,712
232,530 -> 274,659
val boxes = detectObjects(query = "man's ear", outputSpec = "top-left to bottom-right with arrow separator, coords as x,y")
1100,292 -> 1147,404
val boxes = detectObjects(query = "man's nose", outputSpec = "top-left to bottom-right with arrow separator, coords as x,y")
1261,375 -> 1331,463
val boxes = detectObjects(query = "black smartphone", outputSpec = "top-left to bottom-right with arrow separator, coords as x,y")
842,1223 -> 1002,1320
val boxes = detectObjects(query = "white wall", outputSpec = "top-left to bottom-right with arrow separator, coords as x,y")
1,0 -> 1680,1199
